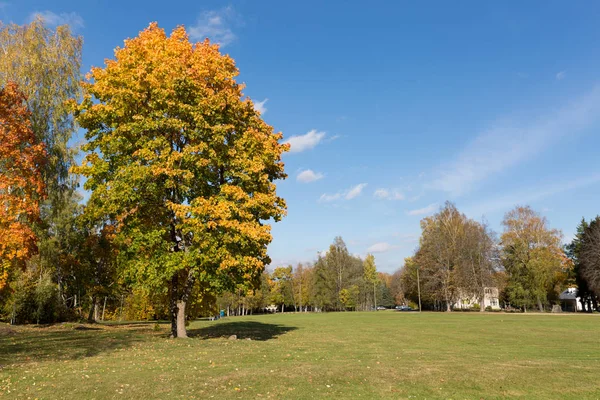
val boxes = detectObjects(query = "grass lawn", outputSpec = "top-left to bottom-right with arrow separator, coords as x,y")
1,311 -> 599,399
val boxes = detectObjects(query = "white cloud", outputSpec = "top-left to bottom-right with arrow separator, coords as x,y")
345,183 -> 368,200
319,183 -> 367,202
285,129 -> 326,153
28,11 -> 84,29
254,98 -> 268,115
556,71 -> 566,80
407,203 -> 438,216
374,188 -> 389,199
428,86 -> 600,196
373,188 -> 405,200
189,6 -> 238,47
319,192 -> 342,202
297,169 -> 324,183
367,242 -> 397,253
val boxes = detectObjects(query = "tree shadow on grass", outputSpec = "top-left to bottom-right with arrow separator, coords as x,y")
0,324 -> 150,367
188,321 -> 298,341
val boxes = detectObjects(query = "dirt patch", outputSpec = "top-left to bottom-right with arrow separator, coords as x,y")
0,325 -> 17,336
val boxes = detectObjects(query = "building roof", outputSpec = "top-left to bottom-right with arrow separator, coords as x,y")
559,288 -> 578,300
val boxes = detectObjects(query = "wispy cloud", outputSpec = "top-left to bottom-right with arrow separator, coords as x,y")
367,242 -> 397,253
285,129 -> 326,153
373,188 -> 405,200
428,86 -> 600,196
407,203 -> 438,216
556,71 -> 566,80
297,169 -> 324,183
189,6 -> 239,47
466,173 -> 600,217
346,183 -> 368,200
254,98 -> 268,115
28,10 -> 84,29
319,183 -> 367,202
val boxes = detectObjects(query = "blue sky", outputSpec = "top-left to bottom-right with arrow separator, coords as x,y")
4,1 -> 600,272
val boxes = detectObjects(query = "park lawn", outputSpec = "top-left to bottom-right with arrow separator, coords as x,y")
1,312 -> 599,399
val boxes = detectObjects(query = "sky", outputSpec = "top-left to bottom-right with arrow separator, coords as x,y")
3,1 -> 600,272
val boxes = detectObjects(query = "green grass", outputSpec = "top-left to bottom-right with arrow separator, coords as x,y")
1,312 -> 599,399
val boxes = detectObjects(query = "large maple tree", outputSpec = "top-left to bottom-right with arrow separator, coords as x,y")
74,23 -> 288,337
0,82 -> 46,288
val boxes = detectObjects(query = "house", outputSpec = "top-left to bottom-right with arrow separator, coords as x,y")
559,287 -> 582,312
454,287 -> 501,310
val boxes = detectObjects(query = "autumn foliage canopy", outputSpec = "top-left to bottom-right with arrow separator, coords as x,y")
74,23 -> 288,336
0,82 -> 46,288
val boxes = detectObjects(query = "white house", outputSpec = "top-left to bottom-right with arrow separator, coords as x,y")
559,287 -> 582,312
454,287 -> 501,310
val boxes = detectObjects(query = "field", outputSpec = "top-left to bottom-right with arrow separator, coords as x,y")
1,312 -> 599,399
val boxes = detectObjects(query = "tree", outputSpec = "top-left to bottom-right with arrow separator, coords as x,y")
389,268 -> 405,305
293,263 -> 312,312
73,24 -> 287,337
0,82 -> 46,289
566,219 -> 593,311
270,266 -> 294,313
326,237 -> 353,310
455,220 -> 497,311
339,285 -> 359,310
0,18 -> 82,320
363,253 -> 377,310
312,254 -> 336,311
501,206 -> 566,312
579,217 -> 600,307
414,202 -> 465,311
0,18 -> 81,190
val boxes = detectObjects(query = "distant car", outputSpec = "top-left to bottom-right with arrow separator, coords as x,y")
395,305 -> 413,311
376,306 -> 387,310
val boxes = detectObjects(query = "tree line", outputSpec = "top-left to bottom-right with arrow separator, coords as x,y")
1,19 -> 599,337
216,237 -> 401,315
218,202 -> 600,315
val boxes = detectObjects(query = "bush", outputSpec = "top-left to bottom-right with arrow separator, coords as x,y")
3,269 -> 66,324
470,303 -> 480,311
407,301 -> 419,310
485,306 -> 493,312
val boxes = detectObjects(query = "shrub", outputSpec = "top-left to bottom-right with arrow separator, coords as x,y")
407,301 -> 419,310
4,269 -> 65,324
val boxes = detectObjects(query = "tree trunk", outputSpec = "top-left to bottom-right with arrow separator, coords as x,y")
87,296 -> 97,323
170,276 -> 178,338
102,296 -> 107,321
176,301 -> 187,338
480,288 -> 486,312
373,282 -> 377,311
281,303 -> 284,313
537,297 -> 544,313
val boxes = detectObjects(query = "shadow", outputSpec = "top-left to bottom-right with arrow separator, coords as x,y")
73,325 -> 102,331
188,321 -> 298,341
0,324 -> 151,366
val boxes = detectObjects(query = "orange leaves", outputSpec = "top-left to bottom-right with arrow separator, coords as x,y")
0,82 -> 46,287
